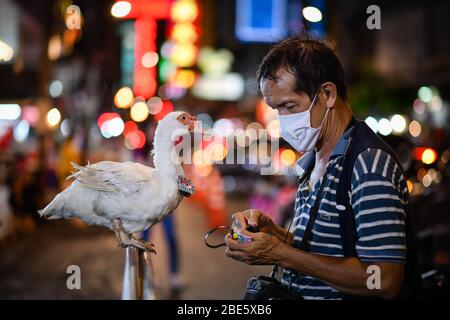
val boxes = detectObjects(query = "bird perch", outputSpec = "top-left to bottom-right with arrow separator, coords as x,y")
122,246 -> 156,300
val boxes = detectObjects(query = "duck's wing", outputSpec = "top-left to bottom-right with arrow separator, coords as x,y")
68,161 -> 155,194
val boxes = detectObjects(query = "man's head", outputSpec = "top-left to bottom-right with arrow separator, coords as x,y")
257,36 -> 349,129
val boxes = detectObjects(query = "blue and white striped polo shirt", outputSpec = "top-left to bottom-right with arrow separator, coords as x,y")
281,126 -> 409,300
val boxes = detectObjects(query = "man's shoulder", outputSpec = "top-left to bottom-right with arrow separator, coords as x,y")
351,147 -> 405,184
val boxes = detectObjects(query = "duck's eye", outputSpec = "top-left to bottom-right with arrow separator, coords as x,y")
181,116 -> 186,120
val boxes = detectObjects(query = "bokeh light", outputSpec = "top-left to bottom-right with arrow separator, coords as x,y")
14,120 -> 30,143
141,51 -> 159,68
46,108 -> 61,127
114,87 -> 134,109
111,1 -> 131,18
171,0 -> 199,22
422,148 -> 437,165
377,118 -> 392,136
125,130 -> 146,149
365,116 -> 378,133
130,101 -> 149,122
266,119 -> 281,139
418,86 -> 433,103
49,80 -> 63,98
147,97 -> 163,114
390,114 -> 407,134
302,6 -> 322,22
280,149 -> 297,166
409,120 -> 421,137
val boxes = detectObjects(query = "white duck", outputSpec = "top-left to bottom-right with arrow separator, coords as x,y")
38,111 -> 196,253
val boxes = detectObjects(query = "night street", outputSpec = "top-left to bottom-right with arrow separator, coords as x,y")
1,0 -> 450,306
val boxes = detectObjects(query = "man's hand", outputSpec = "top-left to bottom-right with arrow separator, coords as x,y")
231,209 -> 273,233
231,209 -> 292,244
224,228 -> 285,265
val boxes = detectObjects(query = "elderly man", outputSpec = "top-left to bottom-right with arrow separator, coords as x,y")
225,37 -> 420,300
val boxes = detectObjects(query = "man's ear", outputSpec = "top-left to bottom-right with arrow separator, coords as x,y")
321,82 -> 337,109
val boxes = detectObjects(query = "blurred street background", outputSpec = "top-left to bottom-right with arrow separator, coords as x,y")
1,0 -> 450,299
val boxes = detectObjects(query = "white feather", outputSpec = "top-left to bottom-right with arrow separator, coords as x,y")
38,111 -> 190,233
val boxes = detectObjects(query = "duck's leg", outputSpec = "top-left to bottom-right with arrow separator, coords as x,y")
112,218 -> 156,254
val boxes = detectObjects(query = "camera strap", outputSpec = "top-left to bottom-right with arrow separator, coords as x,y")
298,173 -> 329,251
268,168 -> 328,280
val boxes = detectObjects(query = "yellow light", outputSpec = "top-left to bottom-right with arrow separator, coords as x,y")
46,108 -> 61,127
193,149 -> 212,165
210,143 -> 227,162
172,69 -> 196,88
280,149 -> 296,166
111,1 -> 131,18
130,101 -> 149,122
409,120 -> 421,137
422,148 -> 437,165
114,87 -> 134,108
141,51 -> 159,68
171,0 -> 198,23
0,40 -> 14,62
171,23 -> 198,43
267,119 -> 280,139
406,179 -> 413,193
195,164 -> 212,177
48,35 -> 62,61
171,43 -> 197,67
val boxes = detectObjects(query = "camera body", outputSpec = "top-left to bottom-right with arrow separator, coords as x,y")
243,275 -> 303,300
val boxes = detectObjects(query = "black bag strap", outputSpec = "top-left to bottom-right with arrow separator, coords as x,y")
299,173 -> 329,251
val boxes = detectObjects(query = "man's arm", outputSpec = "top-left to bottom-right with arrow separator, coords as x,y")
225,230 -> 403,299
275,243 -> 404,298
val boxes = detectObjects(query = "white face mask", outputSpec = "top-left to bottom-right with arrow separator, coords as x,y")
277,90 -> 329,153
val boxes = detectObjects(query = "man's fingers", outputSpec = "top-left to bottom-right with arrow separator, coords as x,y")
225,235 -> 251,251
232,211 -> 249,230
248,209 -> 260,228
225,247 -> 247,261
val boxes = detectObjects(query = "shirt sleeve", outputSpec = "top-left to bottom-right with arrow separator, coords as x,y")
350,148 -> 408,264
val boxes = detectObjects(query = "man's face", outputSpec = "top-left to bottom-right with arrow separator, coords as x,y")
260,68 -> 327,128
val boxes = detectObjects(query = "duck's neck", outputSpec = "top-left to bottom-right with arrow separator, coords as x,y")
153,130 -> 184,179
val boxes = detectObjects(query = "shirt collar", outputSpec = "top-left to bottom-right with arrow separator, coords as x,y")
295,121 -> 355,178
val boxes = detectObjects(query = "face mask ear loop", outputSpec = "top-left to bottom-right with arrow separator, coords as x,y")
311,87 -> 330,129
319,107 -> 330,129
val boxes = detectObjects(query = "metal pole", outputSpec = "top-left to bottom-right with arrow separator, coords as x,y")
122,246 -> 156,300
141,251 -> 156,300
122,246 -> 138,300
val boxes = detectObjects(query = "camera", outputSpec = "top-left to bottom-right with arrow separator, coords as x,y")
243,275 -> 303,300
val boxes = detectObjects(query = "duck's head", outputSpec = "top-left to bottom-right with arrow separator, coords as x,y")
155,111 -> 197,145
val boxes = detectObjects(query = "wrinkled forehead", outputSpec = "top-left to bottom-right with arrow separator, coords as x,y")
260,71 -> 298,106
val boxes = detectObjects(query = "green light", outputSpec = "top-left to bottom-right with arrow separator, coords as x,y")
158,58 -> 176,82
418,86 -> 433,103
